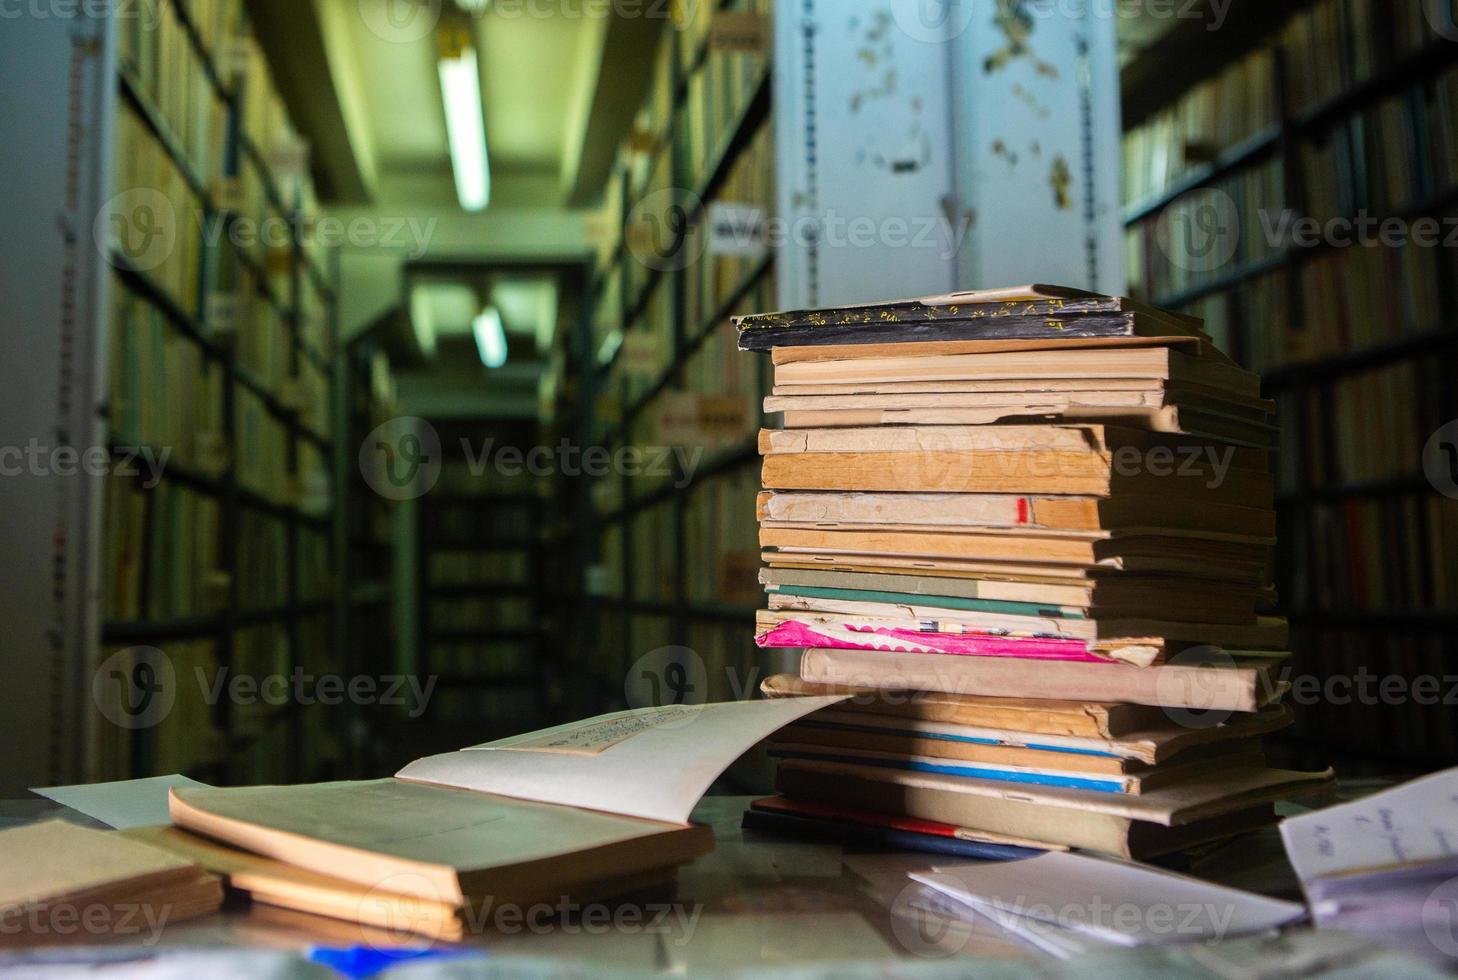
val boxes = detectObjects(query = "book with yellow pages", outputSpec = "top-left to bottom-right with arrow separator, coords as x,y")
167,698 -> 843,935
0,820 -> 222,945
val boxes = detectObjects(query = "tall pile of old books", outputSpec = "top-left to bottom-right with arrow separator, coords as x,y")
736,285 -> 1333,860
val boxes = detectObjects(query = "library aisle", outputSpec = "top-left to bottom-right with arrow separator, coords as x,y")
1,0 -> 1457,973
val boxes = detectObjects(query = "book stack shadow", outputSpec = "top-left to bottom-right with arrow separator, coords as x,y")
737,285 -> 1334,859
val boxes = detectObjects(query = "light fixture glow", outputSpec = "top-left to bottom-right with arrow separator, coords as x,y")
438,43 -> 490,211
473,306 -> 507,368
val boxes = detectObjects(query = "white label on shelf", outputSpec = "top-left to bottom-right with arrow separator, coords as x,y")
706,201 -> 768,257
205,291 -> 241,335
271,133 -> 310,182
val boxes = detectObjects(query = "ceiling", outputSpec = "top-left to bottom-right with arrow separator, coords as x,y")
343,2 -> 598,207
252,0 -> 663,211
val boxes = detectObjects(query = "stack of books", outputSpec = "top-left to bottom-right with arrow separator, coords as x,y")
735,285 -> 1334,859
0,821 -> 222,945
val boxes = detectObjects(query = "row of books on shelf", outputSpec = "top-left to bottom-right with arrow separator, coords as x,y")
298,364 -> 332,442
618,277 -> 674,405
428,597 -> 534,633
108,282 -> 226,473
94,640 -> 223,780
299,272 -> 332,360
427,502 -> 537,544
683,463 -> 761,607
676,0 -> 771,189
1288,493 -> 1458,612
235,387 -> 291,501
629,502 -> 676,603
1124,3 -> 1458,212
428,643 -> 535,678
433,459 -> 547,498
118,0 -> 230,191
1271,355 -> 1452,490
1281,0 -> 1447,118
1183,257 -> 1449,382
1301,69 -> 1458,223
226,258 -> 292,391
682,122 -> 774,334
1326,355 -> 1452,485
1286,630 -> 1458,761
1123,155 -> 1284,303
113,101 -> 205,316
1122,47 -> 1277,206
102,477 -> 221,622
427,552 -> 530,588
682,266 -> 773,413
298,527 -> 332,604
1293,243 -> 1449,363
592,524 -> 623,600
235,510 -> 286,611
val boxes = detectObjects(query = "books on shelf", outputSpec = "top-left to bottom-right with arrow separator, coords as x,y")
1282,0 -> 1443,119
111,100 -> 206,315
736,285 -> 1331,855
94,641 -> 224,780
107,283 -> 226,471
102,476 -> 222,623
1122,47 -> 1277,207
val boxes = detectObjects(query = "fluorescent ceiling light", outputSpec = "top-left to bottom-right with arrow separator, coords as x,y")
438,42 -> 490,211
473,306 -> 507,368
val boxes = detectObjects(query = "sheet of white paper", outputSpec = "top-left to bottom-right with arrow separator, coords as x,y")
1280,766 -> 1458,884
31,775 -> 209,829
396,697 -> 847,825
912,851 -> 1304,947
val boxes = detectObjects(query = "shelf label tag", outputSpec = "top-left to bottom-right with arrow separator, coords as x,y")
658,392 -> 747,447
707,201 -> 767,257
709,12 -> 768,54
619,331 -> 665,380
205,290 -> 241,335
270,133 -> 310,184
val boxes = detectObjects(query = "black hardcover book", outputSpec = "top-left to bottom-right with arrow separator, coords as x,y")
734,286 -> 1202,352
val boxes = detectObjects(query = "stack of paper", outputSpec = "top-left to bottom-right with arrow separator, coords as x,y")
1280,767 -> 1458,966
738,286 -> 1333,857
908,851 -> 1304,958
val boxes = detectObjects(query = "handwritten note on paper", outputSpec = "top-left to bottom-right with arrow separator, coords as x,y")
1280,767 -> 1458,884
491,705 -> 704,756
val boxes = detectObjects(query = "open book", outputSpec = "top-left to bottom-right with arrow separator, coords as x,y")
169,698 -> 844,921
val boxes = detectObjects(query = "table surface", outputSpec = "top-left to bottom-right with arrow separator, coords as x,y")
0,792 -> 1324,973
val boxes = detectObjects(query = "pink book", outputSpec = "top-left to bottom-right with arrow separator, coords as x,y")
755,618 -> 1113,663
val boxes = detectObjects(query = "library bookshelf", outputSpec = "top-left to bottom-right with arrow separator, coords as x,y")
93,0 -> 348,785
1122,0 -> 1458,768
415,419 -> 566,746
576,0 -> 776,713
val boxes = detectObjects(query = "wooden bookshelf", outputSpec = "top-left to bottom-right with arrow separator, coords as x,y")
96,0 -> 343,784
1123,0 -> 1458,766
